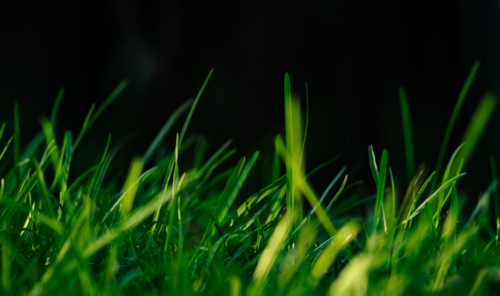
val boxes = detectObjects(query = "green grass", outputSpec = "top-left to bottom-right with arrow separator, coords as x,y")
1,68 -> 500,296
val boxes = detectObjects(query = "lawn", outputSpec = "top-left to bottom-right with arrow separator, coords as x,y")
1,64 -> 500,295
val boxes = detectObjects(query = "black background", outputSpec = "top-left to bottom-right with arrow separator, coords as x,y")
1,0 -> 500,202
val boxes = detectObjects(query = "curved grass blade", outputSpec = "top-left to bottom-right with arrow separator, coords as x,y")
450,92 -> 497,175
404,173 -> 466,223
432,60 -> 480,192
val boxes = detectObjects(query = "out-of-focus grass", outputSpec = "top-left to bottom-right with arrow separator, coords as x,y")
1,66 -> 500,296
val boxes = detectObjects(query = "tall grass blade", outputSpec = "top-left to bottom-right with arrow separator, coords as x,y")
432,60 -> 480,192
399,87 -> 415,182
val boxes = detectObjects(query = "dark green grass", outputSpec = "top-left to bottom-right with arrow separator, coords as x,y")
1,67 -> 500,296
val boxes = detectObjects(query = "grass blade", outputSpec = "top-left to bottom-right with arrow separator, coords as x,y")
399,87 -> 415,182
432,60 -> 480,192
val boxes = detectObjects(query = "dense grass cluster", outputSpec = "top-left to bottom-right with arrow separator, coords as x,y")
1,65 -> 500,295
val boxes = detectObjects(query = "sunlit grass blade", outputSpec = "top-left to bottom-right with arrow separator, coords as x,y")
328,253 -> 373,296
120,157 -> 144,219
399,86 -> 415,182
404,172 -> 466,223
0,136 -> 14,163
450,92 -> 497,175
368,145 -> 379,187
310,221 -> 360,286
248,214 -> 289,296
219,151 -> 259,222
284,72 -> 294,240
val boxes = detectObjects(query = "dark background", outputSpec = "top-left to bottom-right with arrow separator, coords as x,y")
1,0 -> 500,200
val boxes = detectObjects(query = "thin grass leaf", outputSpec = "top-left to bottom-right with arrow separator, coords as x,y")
368,145 -> 379,187
450,92 -> 497,175
179,69 -> 214,145
219,151 -> 259,223
284,72 -> 294,240
399,87 -> 415,182
143,99 -> 192,164
432,60 -> 480,192
404,173 -> 466,223
467,179 -> 498,225
375,149 -> 388,230
50,87 -> 64,125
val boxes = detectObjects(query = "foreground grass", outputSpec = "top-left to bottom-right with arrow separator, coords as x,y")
1,66 -> 500,295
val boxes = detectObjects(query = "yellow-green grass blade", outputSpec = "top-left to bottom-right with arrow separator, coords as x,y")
389,167 -> 396,229
368,145 -> 379,188
432,60 -> 480,192
0,136 -> 14,163
219,151 -> 259,223
284,72 -> 294,240
83,189 -> 173,259
294,167 -> 346,235
324,174 -> 348,215
275,135 -> 336,236
310,221 -> 360,286
450,92 -> 497,175
248,214 -> 289,296
327,254 -> 373,295
436,142 -> 466,225
403,173 -> 466,223
404,171 -> 435,228
120,156 -> 144,219
399,87 -> 415,183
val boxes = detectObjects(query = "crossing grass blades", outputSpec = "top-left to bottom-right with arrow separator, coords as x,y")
1,63 -> 500,295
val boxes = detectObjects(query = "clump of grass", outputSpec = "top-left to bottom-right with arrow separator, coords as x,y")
1,65 -> 500,296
